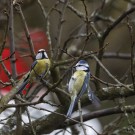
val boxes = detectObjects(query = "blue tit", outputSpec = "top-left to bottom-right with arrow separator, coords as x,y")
66,60 -> 100,117
17,49 -> 51,93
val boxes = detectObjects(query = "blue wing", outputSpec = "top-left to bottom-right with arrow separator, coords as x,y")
17,73 -> 30,94
17,60 -> 37,94
88,85 -> 100,107
31,60 -> 37,70
66,96 -> 77,117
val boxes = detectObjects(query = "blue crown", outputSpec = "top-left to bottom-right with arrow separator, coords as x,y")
78,60 -> 87,64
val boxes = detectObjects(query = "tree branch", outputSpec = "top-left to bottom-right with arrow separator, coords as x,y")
63,105 -> 135,128
12,84 -> 134,134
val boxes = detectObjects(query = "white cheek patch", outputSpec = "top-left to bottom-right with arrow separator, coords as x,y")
36,53 -> 42,59
76,66 -> 88,71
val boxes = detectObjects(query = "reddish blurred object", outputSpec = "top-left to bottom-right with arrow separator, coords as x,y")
18,29 -> 49,53
0,29 -> 49,95
0,48 -> 30,94
17,29 -> 49,70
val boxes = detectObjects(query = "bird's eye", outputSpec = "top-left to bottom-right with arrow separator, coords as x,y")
78,65 -> 81,67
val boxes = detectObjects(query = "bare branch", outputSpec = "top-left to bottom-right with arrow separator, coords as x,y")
15,3 -> 35,59
8,0 -> 17,80
64,105 -> 135,128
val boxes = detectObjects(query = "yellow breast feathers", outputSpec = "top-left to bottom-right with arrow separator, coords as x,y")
29,59 -> 50,82
69,70 -> 87,95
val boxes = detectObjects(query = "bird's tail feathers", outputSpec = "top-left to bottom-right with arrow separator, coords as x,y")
17,78 -> 29,94
88,88 -> 100,108
66,96 -> 77,118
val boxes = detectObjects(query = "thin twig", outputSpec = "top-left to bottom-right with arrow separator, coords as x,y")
62,32 -> 92,53
55,0 -> 69,60
25,107 -> 36,135
59,0 -> 85,20
91,74 -> 120,87
0,52 -> 15,62
103,116 -> 123,135
95,7 -> 135,91
103,7 -> 135,40
78,99 -> 87,135
54,52 -> 132,68
15,3 -> 35,60
0,11 -> 9,55
0,59 -> 14,85
15,95 -> 66,117
91,53 -> 133,91
80,0 -> 90,56
126,17 -> 135,90
36,0 -> 53,59
0,80 -> 11,87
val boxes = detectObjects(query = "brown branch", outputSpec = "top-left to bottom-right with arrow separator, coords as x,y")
55,0 -> 69,60
36,0 -> 53,59
0,52 -> 15,62
63,105 -> 135,128
103,52 -> 132,59
25,107 -> 36,135
78,99 -> 87,135
95,7 -> 135,91
15,3 -> 35,60
91,53 -> 132,91
0,13 -> 9,56
0,80 -> 11,87
8,0 -> 17,80
13,84 -> 134,134
91,75 -> 119,87
0,73 -> 29,114
59,0 -> 85,20
54,52 -> 132,68
126,17 -> 135,91
80,0 -> 89,55
0,60 -> 14,85
102,7 -> 135,40
15,99 -> 23,135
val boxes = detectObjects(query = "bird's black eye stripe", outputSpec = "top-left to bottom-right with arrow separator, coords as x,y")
77,65 -> 89,68
42,52 -> 45,58
38,51 -> 43,53
76,65 -> 83,67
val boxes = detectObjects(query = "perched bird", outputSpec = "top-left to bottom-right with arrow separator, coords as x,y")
17,49 -> 51,93
67,60 -> 100,117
